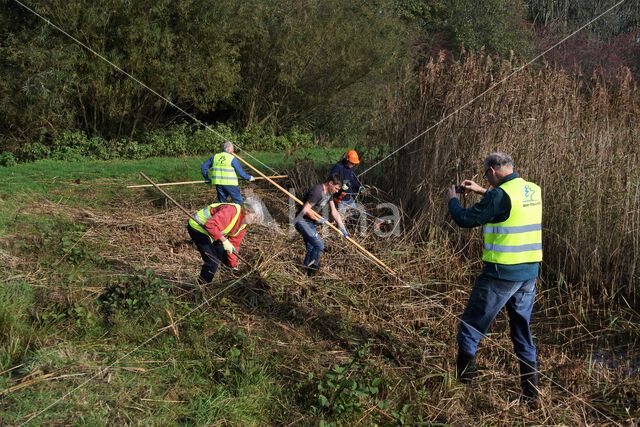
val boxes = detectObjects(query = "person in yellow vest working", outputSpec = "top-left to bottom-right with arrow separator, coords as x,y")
447,152 -> 542,402
201,141 -> 255,204
187,197 -> 264,285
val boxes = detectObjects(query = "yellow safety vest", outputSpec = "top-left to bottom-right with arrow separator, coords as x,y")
211,152 -> 239,186
482,177 -> 542,265
188,203 -> 245,237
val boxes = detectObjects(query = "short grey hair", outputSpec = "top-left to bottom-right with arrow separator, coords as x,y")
243,196 -> 264,225
483,152 -> 514,170
223,140 -> 234,153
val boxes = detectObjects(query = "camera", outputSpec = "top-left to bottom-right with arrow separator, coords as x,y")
455,185 -> 466,194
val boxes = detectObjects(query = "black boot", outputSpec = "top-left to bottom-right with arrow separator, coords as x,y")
519,360 -> 539,401
456,350 -> 477,384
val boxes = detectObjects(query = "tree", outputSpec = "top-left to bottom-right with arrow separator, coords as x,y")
0,0 -> 241,140
394,0 -> 532,57
233,0 -> 412,136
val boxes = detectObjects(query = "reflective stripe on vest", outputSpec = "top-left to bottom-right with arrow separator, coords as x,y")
212,152 -> 239,186
188,203 -> 242,237
229,224 -> 247,237
482,177 -> 542,265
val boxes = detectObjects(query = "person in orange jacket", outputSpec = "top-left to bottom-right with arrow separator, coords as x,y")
187,197 -> 264,285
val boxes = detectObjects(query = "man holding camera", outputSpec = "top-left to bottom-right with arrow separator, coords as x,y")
447,152 -> 542,402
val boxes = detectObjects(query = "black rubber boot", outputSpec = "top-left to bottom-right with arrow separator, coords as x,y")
456,350 -> 477,384
519,360 -> 539,401
306,266 -> 319,277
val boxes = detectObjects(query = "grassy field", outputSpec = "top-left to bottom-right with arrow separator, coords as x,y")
1,150 -> 638,425
0,149 -> 343,425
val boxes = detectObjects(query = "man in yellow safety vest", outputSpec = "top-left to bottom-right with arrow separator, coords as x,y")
447,152 -> 542,402
187,197 -> 264,285
201,141 -> 255,204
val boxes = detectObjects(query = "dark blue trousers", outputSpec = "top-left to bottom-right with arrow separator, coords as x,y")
187,225 -> 229,284
216,185 -> 243,204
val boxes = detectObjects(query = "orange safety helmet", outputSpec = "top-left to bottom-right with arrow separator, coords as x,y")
345,149 -> 360,165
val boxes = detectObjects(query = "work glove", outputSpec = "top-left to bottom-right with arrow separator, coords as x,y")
340,227 -> 349,238
249,176 -> 256,182
204,178 -> 212,184
315,217 -> 327,226
342,183 -> 349,191
222,239 -> 236,254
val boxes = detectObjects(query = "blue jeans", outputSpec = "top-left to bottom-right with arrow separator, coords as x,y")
294,218 -> 324,269
337,198 -> 356,216
216,185 -> 243,204
457,274 -> 537,362
338,198 -> 356,209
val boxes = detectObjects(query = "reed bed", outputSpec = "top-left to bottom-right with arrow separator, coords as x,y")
369,51 -> 640,309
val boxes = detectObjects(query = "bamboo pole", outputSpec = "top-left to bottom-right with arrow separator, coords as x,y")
127,175 -> 288,188
232,153 -> 397,276
139,172 -> 253,268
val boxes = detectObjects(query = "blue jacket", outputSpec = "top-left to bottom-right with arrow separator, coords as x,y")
329,159 -> 361,202
448,172 -> 540,281
201,155 -> 252,183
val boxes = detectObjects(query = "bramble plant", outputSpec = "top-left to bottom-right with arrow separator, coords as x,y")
99,270 -> 171,318
308,343 -> 385,421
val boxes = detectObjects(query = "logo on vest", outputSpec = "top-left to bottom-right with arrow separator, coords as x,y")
522,185 -> 541,207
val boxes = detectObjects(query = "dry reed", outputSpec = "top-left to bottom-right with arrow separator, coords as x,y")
369,50 -> 640,309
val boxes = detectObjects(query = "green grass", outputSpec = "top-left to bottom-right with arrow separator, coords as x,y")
0,282 -> 37,372
0,147 -> 345,233
0,276 -> 291,425
1,338 -> 285,425
0,148 -> 345,425
0,147 -> 344,190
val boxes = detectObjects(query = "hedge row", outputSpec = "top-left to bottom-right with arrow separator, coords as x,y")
0,124 -> 314,166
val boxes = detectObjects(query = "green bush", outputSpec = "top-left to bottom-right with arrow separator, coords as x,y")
0,151 -> 17,167
16,141 -> 51,162
86,136 -> 113,160
191,126 -> 221,153
7,124 -> 316,164
50,146 -> 86,162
